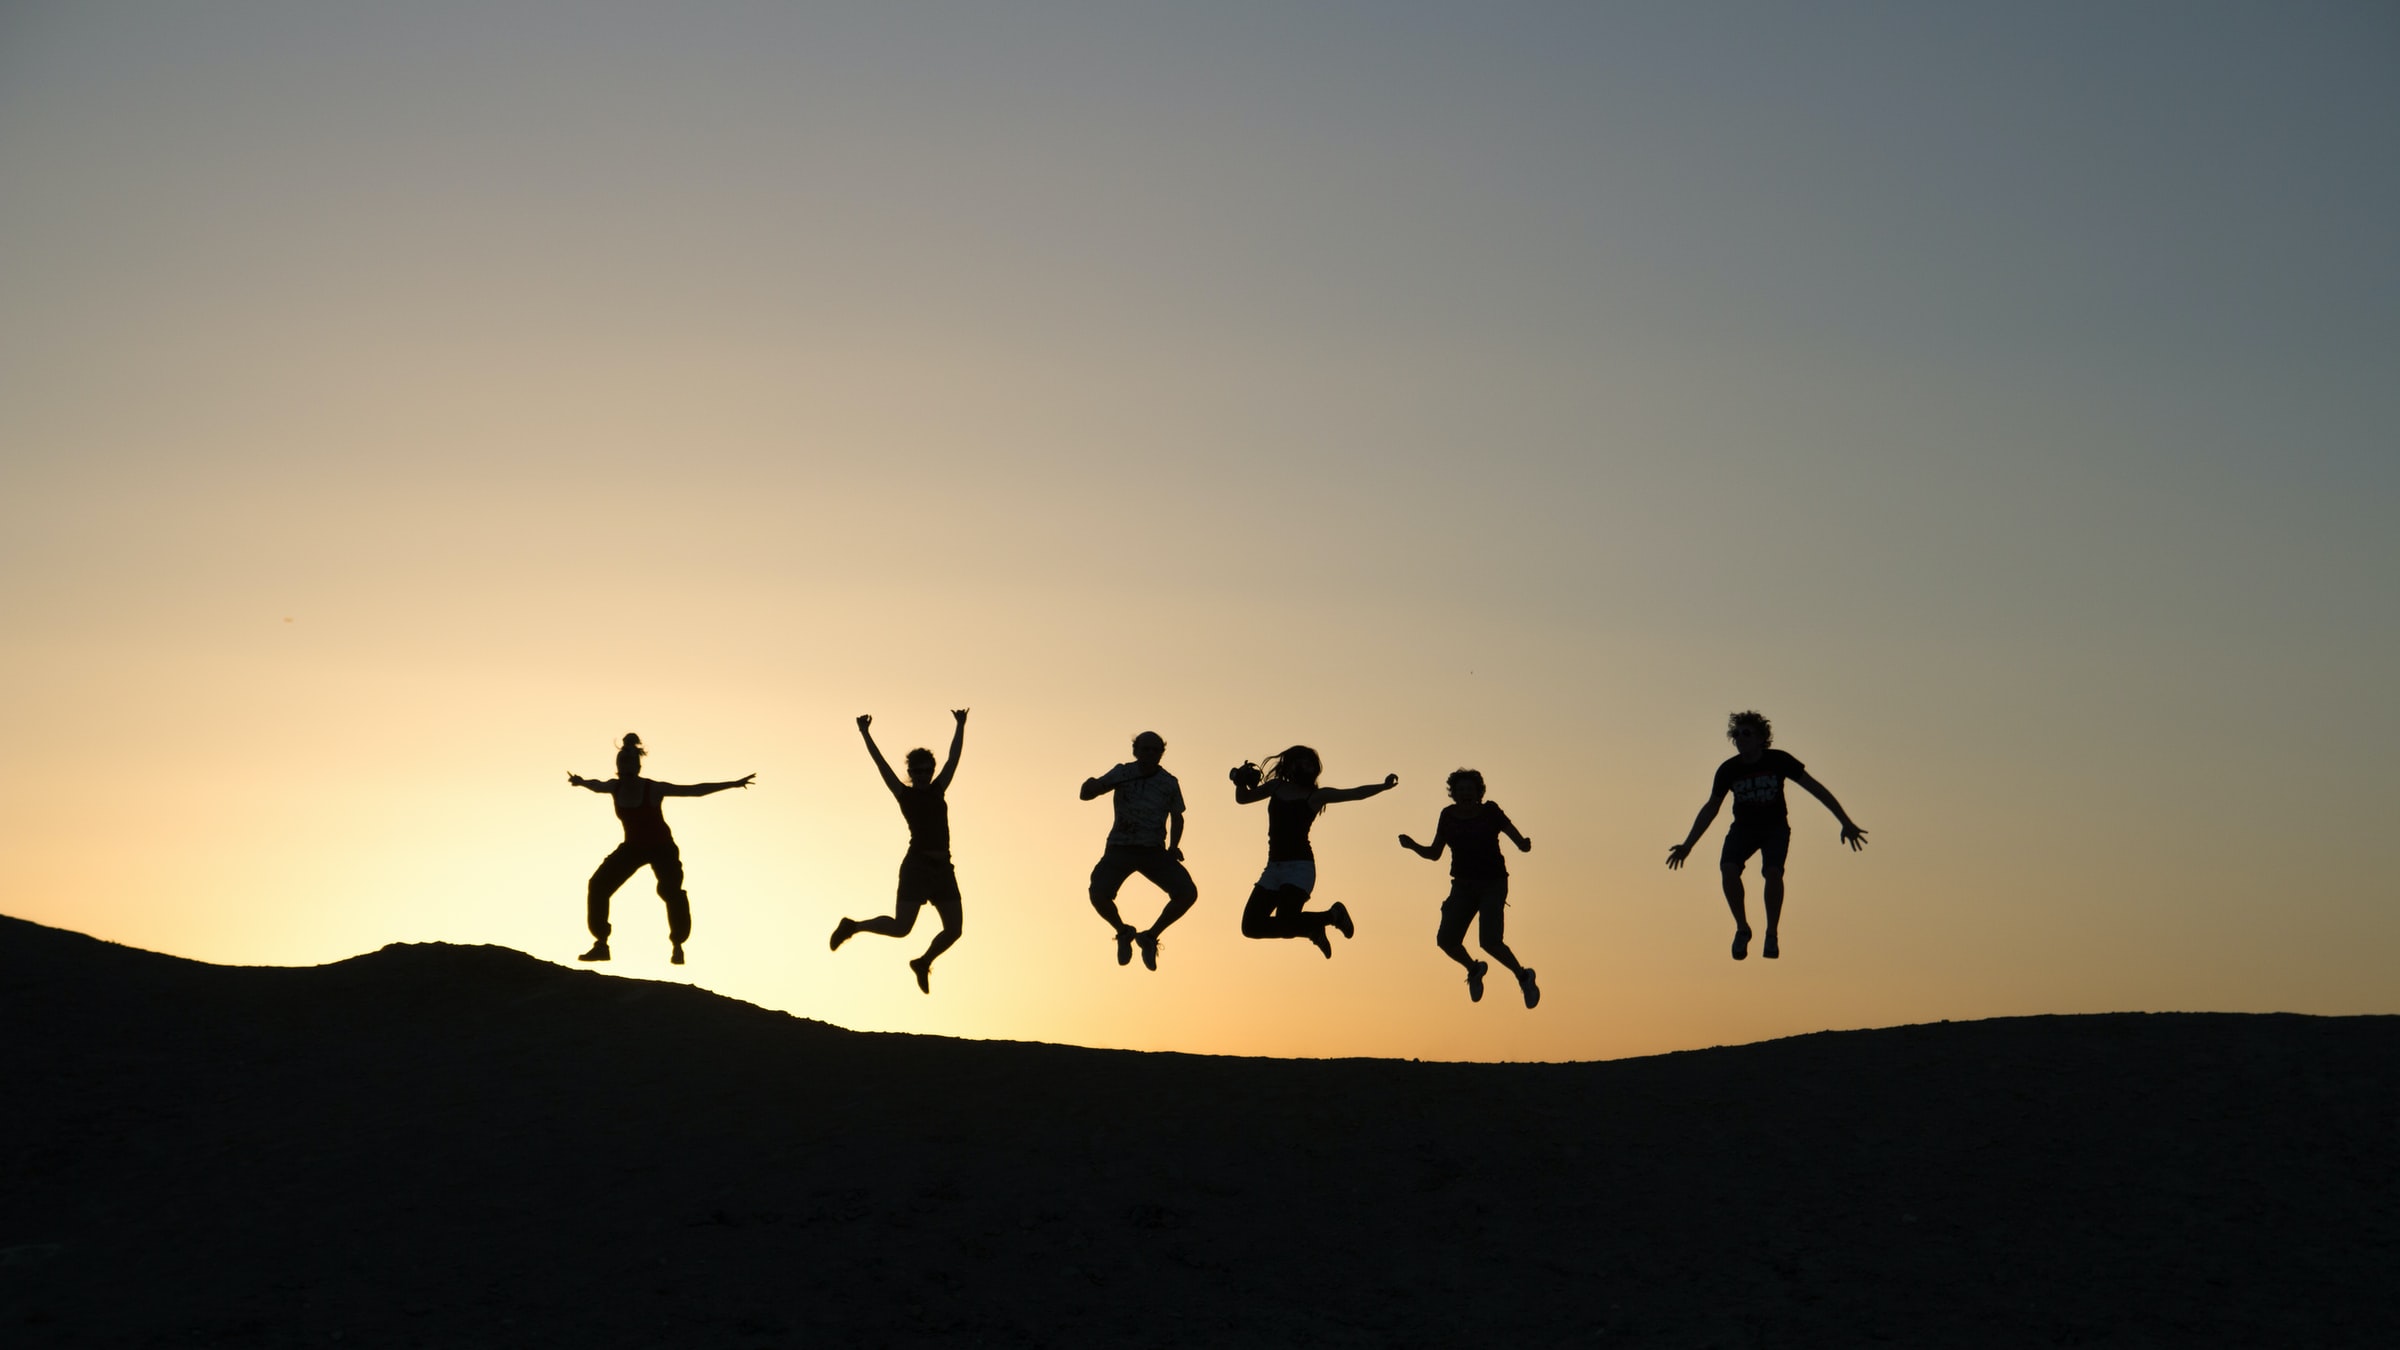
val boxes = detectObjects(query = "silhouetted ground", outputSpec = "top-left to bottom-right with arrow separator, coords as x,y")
3,914 -> 2393,1348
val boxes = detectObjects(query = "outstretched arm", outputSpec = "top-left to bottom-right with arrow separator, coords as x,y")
1665,787 -> 1728,869
932,709 -> 968,791
659,774 -> 756,797
567,773 -> 613,793
1791,770 -> 1868,850
858,716 -> 905,795
1314,773 -> 1398,807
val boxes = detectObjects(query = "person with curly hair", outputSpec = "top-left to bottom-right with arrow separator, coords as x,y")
833,709 -> 969,994
1666,710 -> 1866,960
1400,768 -> 1538,1007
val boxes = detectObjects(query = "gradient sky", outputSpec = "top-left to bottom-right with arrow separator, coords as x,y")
3,1 -> 2394,1061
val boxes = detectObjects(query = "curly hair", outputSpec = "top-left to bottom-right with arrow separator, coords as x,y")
1726,710 -> 1773,747
1446,768 -> 1485,800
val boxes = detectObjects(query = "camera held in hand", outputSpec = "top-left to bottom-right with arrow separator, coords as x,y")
1229,761 -> 1262,789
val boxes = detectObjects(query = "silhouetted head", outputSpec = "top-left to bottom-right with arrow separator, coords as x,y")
1262,745 -> 1321,789
1447,768 -> 1486,806
906,747 -> 937,786
616,733 -> 646,778
1132,731 -> 1166,766
1727,710 -> 1772,756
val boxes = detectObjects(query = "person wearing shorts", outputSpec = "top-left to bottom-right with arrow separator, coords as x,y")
1080,731 -> 1199,971
1230,745 -> 1396,958
832,709 -> 968,993
1400,768 -> 1538,1007
567,733 -> 754,966
1666,710 -> 1867,961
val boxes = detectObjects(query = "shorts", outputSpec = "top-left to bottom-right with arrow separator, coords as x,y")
1091,846 -> 1199,903
1437,877 -> 1509,950
1254,859 -> 1317,895
1721,821 -> 1791,872
896,853 -> 964,929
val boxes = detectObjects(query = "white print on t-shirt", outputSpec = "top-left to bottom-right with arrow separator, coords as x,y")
1731,773 -> 1785,804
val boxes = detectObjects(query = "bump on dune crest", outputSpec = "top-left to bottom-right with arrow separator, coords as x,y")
2,913 -> 2393,1347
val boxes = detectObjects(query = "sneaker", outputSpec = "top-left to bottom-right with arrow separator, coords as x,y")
670,942 -> 685,966
578,940 -> 610,963
1137,931 -> 1160,971
1305,925 -> 1334,959
1731,926 -> 1752,961
908,956 -> 932,994
1327,902 -> 1355,940
1762,931 -> 1779,960
1115,926 -> 1135,967
1466,960 -> 1488,1003
1518,967 -> 1541,1009
829,918 -> 856,952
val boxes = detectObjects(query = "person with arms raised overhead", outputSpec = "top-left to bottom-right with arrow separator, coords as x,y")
1399,768 -> 1539,1008
1230,746 -> 1396,958
567,734 -> 754,966
833,710 -> 968,994
1666,710 -> 1866,961
1080,731 -> 1199,971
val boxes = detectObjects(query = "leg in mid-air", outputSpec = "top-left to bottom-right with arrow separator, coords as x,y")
1719,857 -> 1752,960
582,844 -> 646,962
1471,883 -> 1538,1009
1241,881 -> 1349,959
1129,852 -> 1200,971
650,843 -> 692,965
911,889 -> 964,994
1434,889 -> 1487,1001
1088,852 -> 1142,965
1757,827 -> 1790,959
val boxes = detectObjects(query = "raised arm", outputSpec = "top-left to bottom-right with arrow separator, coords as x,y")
1230,763 -> 1271,804
659,774 -> 756,797
858,715 -> 905,796
1313,773 -> 1398,807
1665,783 -> 1728,869
932,709 -> 968,792
1791,770 -> 1868,850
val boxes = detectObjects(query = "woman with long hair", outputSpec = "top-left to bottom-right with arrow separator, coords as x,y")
1230,745 -> 1396,957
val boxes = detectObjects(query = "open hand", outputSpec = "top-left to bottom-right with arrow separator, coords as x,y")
735,774 -> 757,789
567,772 -> 586,787
1841,823 -> 1868,851
953,708 -> 970,722
1665,843 -> 1693,870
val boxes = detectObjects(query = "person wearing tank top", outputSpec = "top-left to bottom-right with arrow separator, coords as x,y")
1229,744 -> 1397,958
567,733 -> 754,966
1400,768 -> 1539,1008
832,710 -> 969,994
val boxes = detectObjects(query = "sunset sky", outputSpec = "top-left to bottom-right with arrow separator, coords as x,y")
3,1 -> 2393,1062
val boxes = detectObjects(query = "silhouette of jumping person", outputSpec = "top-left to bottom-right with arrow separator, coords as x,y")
832,710 -> 968,993
1666,710 -> 1866,960
567,733 -> 754,965
1399,769 -> 1539,1007
1081,731 -> 1199,971
1231,746 -> 1396,957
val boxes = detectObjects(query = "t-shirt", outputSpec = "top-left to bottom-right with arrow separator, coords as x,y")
1096,762 -> 1185,849
894,783 -> 950,858
1713,750 -> 1806,827
1266,792 -> 1318,862
610,779 -> 672,846
1432,801 -> 1517,880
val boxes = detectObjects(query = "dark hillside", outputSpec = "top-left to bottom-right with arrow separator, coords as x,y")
3,913 -> 2392,1347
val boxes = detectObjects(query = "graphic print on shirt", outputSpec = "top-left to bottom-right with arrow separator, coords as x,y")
1714,750 -> 1805,826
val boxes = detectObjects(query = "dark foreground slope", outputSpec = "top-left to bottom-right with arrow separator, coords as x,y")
2,916 -> 2392,1349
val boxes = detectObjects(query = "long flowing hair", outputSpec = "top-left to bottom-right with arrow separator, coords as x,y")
1262,745 -> 1326,818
